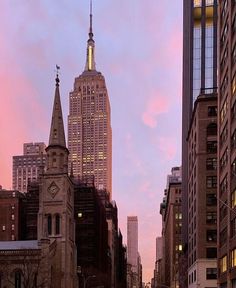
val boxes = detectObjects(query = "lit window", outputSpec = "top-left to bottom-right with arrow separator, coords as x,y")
220,255 -> 227,273
11,224 -> 14,231
78,213 -> 83,218
232,249 -> 236,267
194,0 -> 202,7
232,189 -> 236,208
11,214 -> 15,221
2,225 -> 5,231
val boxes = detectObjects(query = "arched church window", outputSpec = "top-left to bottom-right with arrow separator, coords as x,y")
48,215 -> 52,235
15,270 -> 21,288
55,214 -> 60,235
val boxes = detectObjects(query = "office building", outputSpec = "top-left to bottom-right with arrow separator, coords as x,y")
218,1 -> 236,286
74,179 -> 111,287
181,1 -> 218,286
12,142 -> 46,192
68,3 -> 112,197
160,167 -> 182,288
0,188 -> 24,241
127,216 -> 138,272
127,216 -> 139,287
187,93 -> 217,287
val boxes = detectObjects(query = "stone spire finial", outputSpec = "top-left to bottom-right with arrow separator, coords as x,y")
48,66 -> 66,148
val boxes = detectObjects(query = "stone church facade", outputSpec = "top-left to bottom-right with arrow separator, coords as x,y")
0,74 -> 77,288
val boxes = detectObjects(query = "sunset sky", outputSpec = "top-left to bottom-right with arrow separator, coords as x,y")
0,1 -> 182,282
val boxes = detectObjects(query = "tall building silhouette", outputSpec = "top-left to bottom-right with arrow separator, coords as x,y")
181,1 -> 217,287
12,142 -> 46,192
218,1 -> 236,286
68,2 -> 112,197
127,216 -> 139,288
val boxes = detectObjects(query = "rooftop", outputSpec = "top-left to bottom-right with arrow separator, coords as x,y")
0,240 -> 39,250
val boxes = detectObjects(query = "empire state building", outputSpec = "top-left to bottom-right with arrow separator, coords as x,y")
68,3 -> 112,197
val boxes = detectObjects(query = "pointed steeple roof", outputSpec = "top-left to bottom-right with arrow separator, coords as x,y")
48,71 -> 66,148
85,0 -> 96,71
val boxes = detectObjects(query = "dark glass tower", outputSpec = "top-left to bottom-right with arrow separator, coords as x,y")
181,1 -> 217,287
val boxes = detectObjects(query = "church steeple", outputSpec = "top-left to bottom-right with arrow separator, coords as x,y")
85,0 -> 96,71
46,67 -> 69,174
48,70 -> 66,148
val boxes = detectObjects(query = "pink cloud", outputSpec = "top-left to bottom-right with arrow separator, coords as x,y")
157,136 -> 177,160
142,96 -> 169,128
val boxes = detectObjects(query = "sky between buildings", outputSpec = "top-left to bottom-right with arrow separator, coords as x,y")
0,0 -> 182,282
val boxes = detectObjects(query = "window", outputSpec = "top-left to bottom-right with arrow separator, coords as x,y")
206,268 -> 217,279
206,212 -> 217,224
232,129 -> 236,150
220,148 -> 228,170
194,0 -> 201,7
232,189 -> 236,208
207,176 -> 217,188
2,226 -> 5,231
175,213 -> 182,220
220,228 -> 227,247
232,158 -> 236,177
207,230 -> 217,242
232,100 -> 236,120
207,141 -> 217,153
206,193 -> 217,206
232,249 -> 236,267
11,224 -> 14,231
206,158 -> 217,170
220,201 -> 228,221
233,73 -> 236,95
231,218 -> 236,238
220,176 -> 228,195
220,123 -> 228,146
55,214 -> 60,235
207,123 -> 217,136
208,106 -> 217,116
220,98 -> 228,123
220,255 -> 227,273
206,247 -> 217,258
15,270 -> 21,288
48,215 -> 52,235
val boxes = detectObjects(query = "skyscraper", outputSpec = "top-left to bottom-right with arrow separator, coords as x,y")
12,142 -> 46,192
181,1 -> 217,287
218,1 -> 236,286
160,167 -> 182,288
127,216 -> 138,274
68,3 -> 112,197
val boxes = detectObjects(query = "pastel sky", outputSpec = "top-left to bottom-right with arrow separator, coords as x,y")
0,1 -> 182,282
